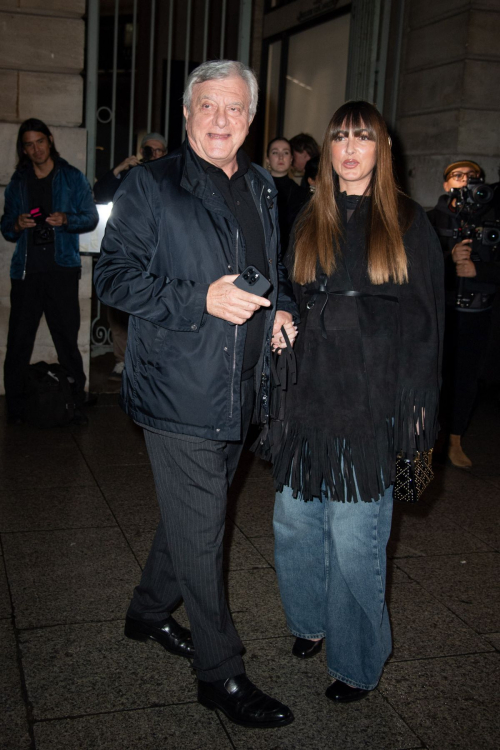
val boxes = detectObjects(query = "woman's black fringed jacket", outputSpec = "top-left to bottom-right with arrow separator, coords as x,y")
264,193 -> 445,503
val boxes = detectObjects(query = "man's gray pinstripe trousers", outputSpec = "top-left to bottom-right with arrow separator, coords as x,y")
128,377 -> 255,682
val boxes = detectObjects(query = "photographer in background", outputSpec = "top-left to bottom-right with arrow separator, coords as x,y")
428,160 -> 500,468
93,132 -> 167,381
1,118 -> 99,424
93,132 -> 167,204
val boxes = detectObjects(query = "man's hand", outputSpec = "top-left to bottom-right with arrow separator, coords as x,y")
206,274 -> 271,325
14,213 -> 36,232
113,155 -> 140,177
271,310 -> 297,354
46,212 -> 67,227
456,260 -> 477,278
452,239 -> 472,264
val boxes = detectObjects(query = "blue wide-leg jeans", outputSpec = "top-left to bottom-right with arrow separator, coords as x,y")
273,484 -> 394,690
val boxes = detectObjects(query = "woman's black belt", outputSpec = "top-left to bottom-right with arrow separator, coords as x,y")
304,285 -> 399,339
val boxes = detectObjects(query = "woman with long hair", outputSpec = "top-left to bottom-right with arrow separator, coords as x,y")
267,101 -> 444,702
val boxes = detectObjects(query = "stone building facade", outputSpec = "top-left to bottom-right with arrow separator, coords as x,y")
0,0 -> 91,395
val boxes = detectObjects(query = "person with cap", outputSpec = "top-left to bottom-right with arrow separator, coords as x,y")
428,160 -> 500,468
93,133 -> 168,381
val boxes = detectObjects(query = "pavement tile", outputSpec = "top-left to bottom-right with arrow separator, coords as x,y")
0,558 -> 11,619
388,500 -> 491,558
33,704 -> 232,750
389,582 -> 494,661
250,536 -> 275,567
379,653 -> 500,750
228,568 -> 291,640
228,479 -> 276,538
221,637 -> 420,750
0,621 -> 31,750
20,621 -> 196,720
0,438 -> 97,490
0,486 -> 115,533
72,427 -> 149,467
103,483 -> 160,534
482,632 -> 500,651
395,552 -> 500,633
2,527 -> 141,629
93,463 -> 156,489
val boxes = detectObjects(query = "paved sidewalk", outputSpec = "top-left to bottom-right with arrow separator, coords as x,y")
1,392 -> 499,750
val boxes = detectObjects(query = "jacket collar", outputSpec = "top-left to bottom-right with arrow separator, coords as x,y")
180,140 -> 277,205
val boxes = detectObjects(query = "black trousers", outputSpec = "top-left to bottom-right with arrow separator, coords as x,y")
128,377 -> 255,682
443,308 -> 492,435
4,269 -> 86,417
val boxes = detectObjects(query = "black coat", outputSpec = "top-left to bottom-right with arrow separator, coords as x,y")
94,142 -> 298,440
263,194 -> 445,502
427,192 -> 500,307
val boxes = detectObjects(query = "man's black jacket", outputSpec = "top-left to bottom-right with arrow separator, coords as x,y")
94,141 -> 298,440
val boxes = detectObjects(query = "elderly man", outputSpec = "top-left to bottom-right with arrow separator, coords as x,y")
94,60 -> 297,728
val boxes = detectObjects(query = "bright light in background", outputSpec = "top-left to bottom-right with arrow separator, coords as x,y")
79,203 -> 113,255
286,75 -> 312,91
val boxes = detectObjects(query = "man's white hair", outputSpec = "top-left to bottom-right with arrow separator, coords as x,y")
183,60 -> 259,119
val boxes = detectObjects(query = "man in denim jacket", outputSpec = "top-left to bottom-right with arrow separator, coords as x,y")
1,118 -> 98,422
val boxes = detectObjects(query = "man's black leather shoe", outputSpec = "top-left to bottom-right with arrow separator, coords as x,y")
124,615 -> 195,658
325,680 -> 369,703
198,674 -> 294,728
292,637 -> 323,659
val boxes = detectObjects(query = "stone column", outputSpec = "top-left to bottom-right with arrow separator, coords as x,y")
395,0 -> 500,208
0,0 -> 91,395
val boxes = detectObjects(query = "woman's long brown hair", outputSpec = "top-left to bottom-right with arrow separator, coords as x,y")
293,101 -> 412,286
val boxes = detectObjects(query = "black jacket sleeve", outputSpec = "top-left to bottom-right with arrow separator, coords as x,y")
94,166 -> 208,332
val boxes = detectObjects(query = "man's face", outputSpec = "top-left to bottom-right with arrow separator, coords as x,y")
184,75 -> 253,170
141,139 -> 167,160
22,131 -> 53,167
443,167 -> 480,192
292,150 -> 311,173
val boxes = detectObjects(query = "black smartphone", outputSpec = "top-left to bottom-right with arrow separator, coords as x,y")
233,266 -> 272,297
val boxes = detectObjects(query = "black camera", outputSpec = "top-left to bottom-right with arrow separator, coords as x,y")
142,145 -> 154,162
450,178 -> 494,212
30,207 -> 55,247
453,220 -> 500,248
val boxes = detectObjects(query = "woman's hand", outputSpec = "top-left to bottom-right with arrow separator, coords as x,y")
272,311 -> 298,354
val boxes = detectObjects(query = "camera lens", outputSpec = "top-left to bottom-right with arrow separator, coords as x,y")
484,227 -> 500,245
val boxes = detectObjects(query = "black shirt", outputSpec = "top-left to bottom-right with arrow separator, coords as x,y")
194,147 -> 269,379
26,166 -> 56,274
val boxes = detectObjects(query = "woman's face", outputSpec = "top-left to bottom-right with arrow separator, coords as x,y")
268,140 -> 293,177
330,121 -> 377,195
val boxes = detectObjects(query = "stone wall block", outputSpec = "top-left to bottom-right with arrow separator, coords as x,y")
0,123 -> 87,186
468,10 -> 500,60
399,62 -> 464,115
19,0 -> 85,15
0,123 -> 19,186
405,12 -> 469,70
0,13 -> 84,73
463,59 -> 500,110
458,109 -> 500,155
0,70 -> 18,122
409,0 -> 471,28
19,73 -> 83,127
397,110 -> 460,155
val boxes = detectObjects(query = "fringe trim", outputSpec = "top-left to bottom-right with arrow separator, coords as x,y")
394,387 -> 440,456
253,386 -> 440,503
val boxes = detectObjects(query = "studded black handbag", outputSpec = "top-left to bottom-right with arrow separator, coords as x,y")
393,449 -> 434,503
